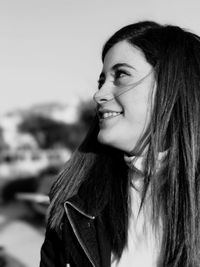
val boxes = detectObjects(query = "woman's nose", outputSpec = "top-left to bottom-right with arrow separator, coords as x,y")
93,85 -> 113,104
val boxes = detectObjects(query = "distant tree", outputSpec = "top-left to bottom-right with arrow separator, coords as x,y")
19,116 -> 73,149
18,100 -> 95,151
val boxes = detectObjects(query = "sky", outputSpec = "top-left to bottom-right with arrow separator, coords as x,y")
0,0 -> 200,115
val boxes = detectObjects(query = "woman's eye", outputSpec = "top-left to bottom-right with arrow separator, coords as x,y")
115,70 -> 126,78
114,70 -> 130,85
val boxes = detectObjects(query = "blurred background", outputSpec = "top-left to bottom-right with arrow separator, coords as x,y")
0,0 -> 200,266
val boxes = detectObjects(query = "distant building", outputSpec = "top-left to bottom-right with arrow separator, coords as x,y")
0,102 -> 74,179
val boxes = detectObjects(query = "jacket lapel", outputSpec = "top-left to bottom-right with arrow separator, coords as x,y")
64,194 -> 101,267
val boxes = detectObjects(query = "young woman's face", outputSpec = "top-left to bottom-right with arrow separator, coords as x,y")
94,40 -> 156,154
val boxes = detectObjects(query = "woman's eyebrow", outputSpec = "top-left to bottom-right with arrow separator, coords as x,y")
112,63 -> 136,70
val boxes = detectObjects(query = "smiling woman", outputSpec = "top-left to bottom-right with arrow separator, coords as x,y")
40,21 -> 200,267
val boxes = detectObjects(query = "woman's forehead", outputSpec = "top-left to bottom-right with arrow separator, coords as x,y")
102,41 -> 152,74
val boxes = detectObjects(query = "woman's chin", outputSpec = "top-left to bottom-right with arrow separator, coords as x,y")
97,132 -> 110,145
97,131 -> 117,146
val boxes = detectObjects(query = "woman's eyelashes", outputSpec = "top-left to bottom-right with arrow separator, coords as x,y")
97,69 -> 131,89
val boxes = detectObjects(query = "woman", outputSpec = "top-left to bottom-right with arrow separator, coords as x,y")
40,21 -> 200,267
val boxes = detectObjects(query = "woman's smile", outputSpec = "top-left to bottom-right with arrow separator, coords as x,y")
98,108 -> 123,121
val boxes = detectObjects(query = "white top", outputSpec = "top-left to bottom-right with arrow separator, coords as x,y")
111,154 -> 164,267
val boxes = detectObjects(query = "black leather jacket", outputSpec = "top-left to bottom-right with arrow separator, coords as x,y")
40,194 -> 111,267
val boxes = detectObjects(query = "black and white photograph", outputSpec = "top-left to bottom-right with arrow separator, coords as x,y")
0,1 -> 200,266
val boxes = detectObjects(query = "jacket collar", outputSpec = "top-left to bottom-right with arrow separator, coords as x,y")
64,193 -> 96,219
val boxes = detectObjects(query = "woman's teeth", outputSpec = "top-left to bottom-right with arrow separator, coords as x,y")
102,112 -> 121,119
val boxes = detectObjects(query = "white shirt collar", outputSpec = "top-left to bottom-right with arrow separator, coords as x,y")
124,151 -> 167,173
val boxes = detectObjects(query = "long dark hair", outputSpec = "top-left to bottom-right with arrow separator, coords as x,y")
48,21 -> 200,266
